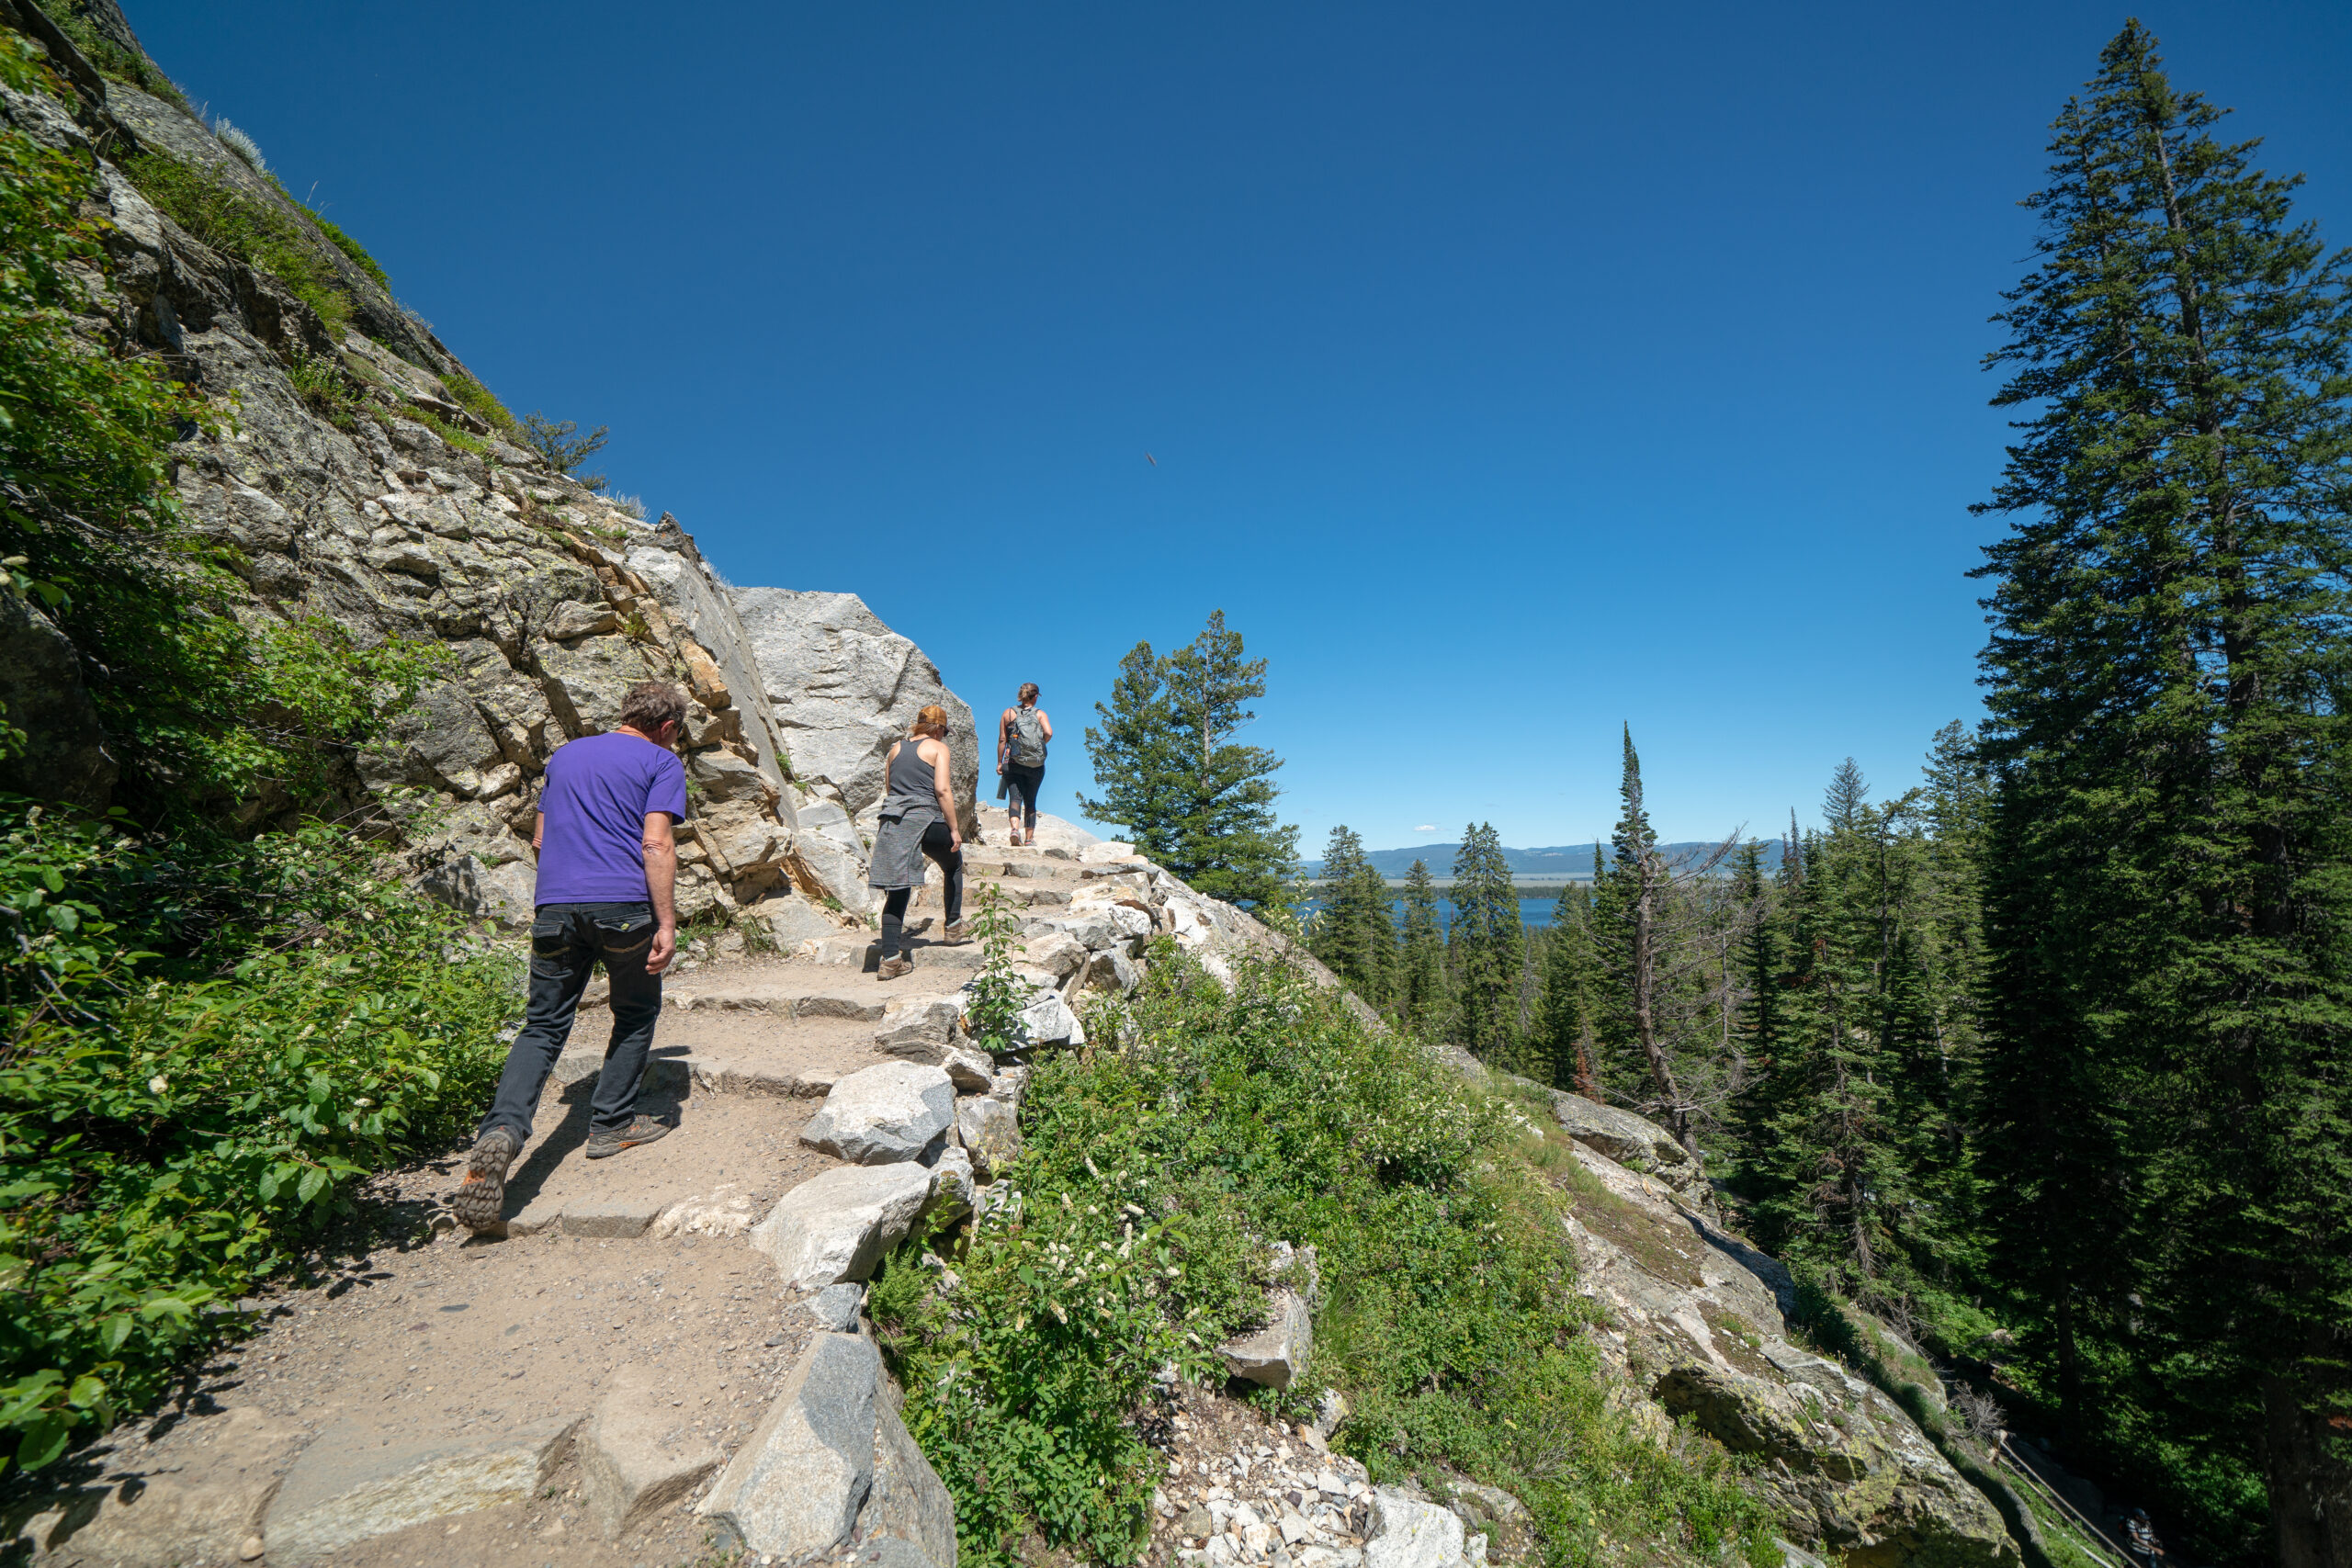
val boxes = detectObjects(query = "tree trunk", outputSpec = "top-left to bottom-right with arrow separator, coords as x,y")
2264,1358 -> 2352,1568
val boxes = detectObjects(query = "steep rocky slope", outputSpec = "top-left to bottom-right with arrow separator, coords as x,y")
0,0 -> 975,944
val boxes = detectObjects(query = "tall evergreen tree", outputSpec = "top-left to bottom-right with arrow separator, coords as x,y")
1448,822 -> 1522,1058
1397,858 -> 1449,1036
1593,728 -> 1703,1158
1973,24 -> 2352,1552
1310,826 -> 1396,1009
1531,878 -> 1596,1092
1080,611 -> 1300,908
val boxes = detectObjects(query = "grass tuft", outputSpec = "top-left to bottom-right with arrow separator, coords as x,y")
122,152 -> 350,340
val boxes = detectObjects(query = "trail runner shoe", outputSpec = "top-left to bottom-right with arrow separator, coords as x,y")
876,956 -> 915,981
939,919 -> 971,944
451,1128 -> 518,1231
584,1115 -> 671,1160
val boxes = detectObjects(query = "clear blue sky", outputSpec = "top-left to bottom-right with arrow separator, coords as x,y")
132,2 -> 2352,850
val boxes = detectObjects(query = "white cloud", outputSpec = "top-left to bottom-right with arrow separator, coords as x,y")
1415,825 -> 1436,833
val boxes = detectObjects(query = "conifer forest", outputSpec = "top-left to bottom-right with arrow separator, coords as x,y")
1300,27 -> 2352,1566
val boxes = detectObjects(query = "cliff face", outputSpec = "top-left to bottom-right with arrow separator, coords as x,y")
0,0 -> 976,933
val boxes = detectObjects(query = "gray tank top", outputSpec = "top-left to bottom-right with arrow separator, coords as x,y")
880,739 -> 941,820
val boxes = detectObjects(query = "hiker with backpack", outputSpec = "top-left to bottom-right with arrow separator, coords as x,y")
997,682 -> 1052,847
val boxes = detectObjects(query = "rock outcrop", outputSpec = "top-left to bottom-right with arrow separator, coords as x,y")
0,16 -> 984,935
1558,1125 -> 2015,1565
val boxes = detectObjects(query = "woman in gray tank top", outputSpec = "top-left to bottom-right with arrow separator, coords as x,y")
867,704 -> 966,981
996,682 -> 1053,846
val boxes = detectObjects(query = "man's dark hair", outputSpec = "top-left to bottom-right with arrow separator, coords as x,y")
617,681 -> 689,738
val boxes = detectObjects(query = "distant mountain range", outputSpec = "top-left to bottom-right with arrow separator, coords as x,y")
1301,839 -> 1788,882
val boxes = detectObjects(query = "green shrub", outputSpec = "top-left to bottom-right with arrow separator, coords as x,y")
442,367 -> 516,435
120,152 -> 351,340
518,411 -> 608,489
286,346 -> 357,429
871,948 -> 1777,1568
0,807 -> 520,1472
28,3 -> 187,110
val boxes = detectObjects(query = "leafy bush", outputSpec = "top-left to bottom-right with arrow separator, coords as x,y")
0,34 -> 525,1477
28,3 -> 187,110
0,807 -> 520,1472
120,151 -> 351,340
442,367 -> 516,435
871,948 -> 1777,1568
518,411 -> 609,490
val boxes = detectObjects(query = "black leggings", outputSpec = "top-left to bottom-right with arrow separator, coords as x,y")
881,819 -> 963,957
1003,763 -> 1044,831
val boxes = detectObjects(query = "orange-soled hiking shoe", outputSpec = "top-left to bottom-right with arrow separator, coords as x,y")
450,1128 -> 518,1231
584,1114 -> 672,1160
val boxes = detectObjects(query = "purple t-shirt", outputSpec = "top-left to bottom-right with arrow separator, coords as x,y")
533,732 -> 689,907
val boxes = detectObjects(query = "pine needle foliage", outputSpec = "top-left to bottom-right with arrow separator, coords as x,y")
1972,22 -> 2352,1557
1080,611 -> 1298,908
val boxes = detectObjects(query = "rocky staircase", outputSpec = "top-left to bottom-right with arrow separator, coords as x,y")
2,818 -> 1270,1568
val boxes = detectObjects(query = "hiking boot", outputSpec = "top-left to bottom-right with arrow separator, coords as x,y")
939,919 -> 972,945
876,955 -> 915,981
584,1114 -> 671,1160
450,1128 -> 518,1231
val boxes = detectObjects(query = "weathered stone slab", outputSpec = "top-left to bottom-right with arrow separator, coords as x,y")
808,1282 -> 865,1333
553,1047 -> 690,1092
750,1164 -> 934,1288
874,997 -> 964,1058
800,1063 -> 956,1165
956,1097 -> 1023,1182
942,1045 -> 993,1094
1365,1489 -> 1480,1568
700,1331 -> 878,1559
581,1365 -> 723,1539
263,1416 -> 578,1562
791,986 -> 892,1022
1083,949 -> 1140,994
920,1142 -> 975,1224
1218,1288 -> 1313,1389
0,1405 -> 308,1567
563,1194 -> 677,1239
867,1388 -> 959,1568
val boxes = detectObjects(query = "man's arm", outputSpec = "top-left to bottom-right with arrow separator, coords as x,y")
532,812 -> 545,852
641,812 -> 678,973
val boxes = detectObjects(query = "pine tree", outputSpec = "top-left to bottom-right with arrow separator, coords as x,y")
1398,858 -> 1449,1036
1077,642 -> 1178,858
1594,728 -> 1703,1159
1080,611 -> 1300,908
1310,826 -> 1395,1008
1973,23 -> 2352,1546
1447,822 -> 1522,1058
1531,879 -> 1596,1092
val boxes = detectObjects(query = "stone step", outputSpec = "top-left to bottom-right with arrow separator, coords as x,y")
667,980 -> 890,1021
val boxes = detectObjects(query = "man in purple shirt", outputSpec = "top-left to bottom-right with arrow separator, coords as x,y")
451,681 -> 691,1231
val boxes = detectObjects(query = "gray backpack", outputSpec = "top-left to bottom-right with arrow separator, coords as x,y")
1008,707 -> 1046,766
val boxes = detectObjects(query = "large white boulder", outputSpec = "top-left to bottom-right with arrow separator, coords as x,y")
799,1063 -> 956,1164
700,1333 -> 877,1561
1365,1490 -> 1486,1568
750,1164 -> 935,1288
729,588 -> 978,835
699,1328 -> 958,1568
